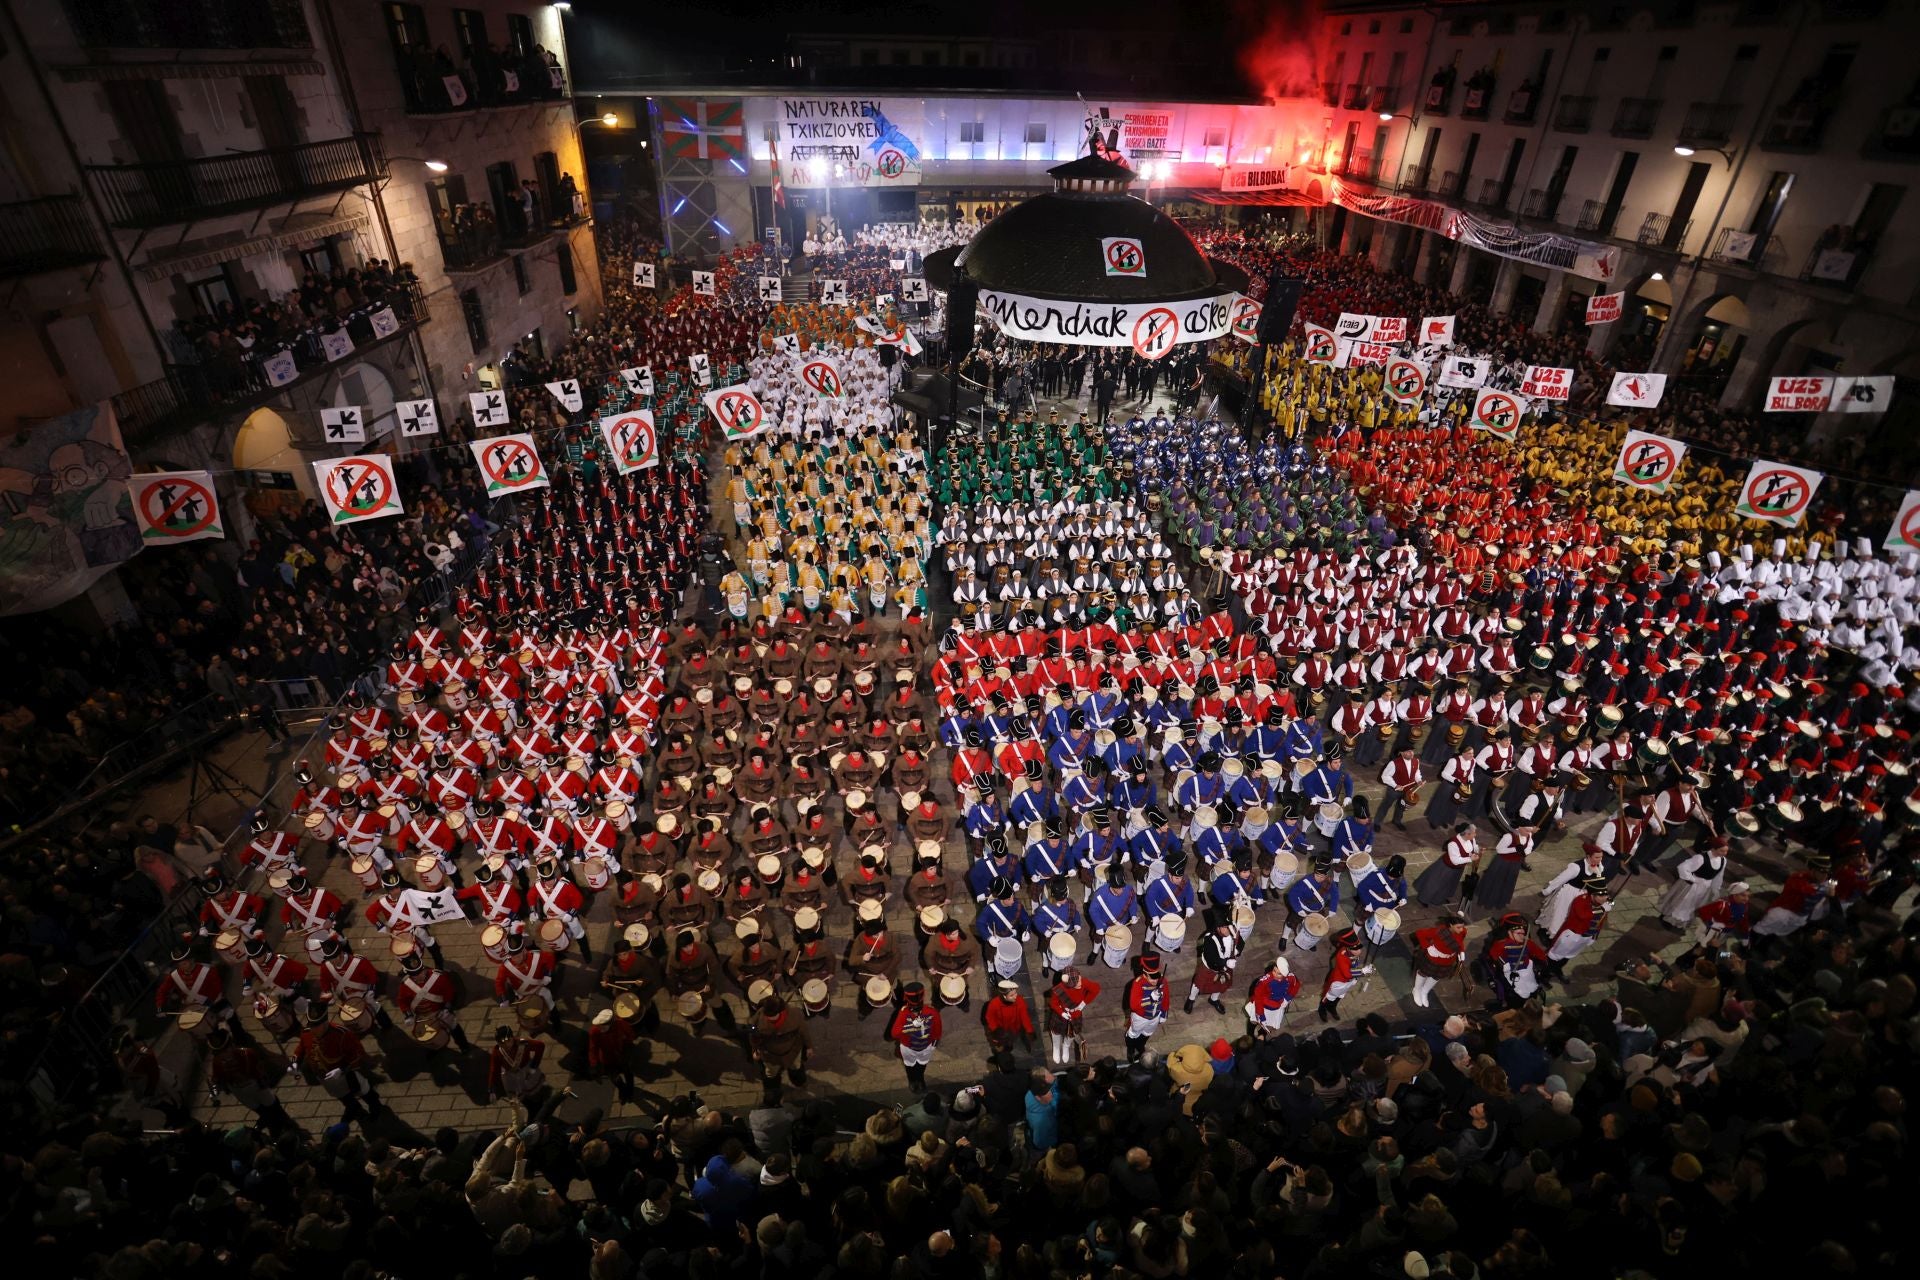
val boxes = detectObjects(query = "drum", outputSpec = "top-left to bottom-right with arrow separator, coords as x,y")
1293,911 -> 1330,948
1290,759 -> 1316,783
936,974 -> 968,1005
918,905 -> 946,932
213,928 -> 246,965
335,769 -> 362,793
1192,804 -> 1218,831
1047,933 -> 1077,966
537,918 -> 572,953
1315,802 -> 1345,838
774,678 -> 795,699
567,755 -> 587,775
1345,851 -> 1375,886
614,992 -> 645,1021
1364,907 -> 1401,947
397,689 -> 418,707
583,857 -> 613,891
414,855 -> 447,891
605,800 -> 632,831
623,922 -> 651,950
412,1020 -> 451,1050
480,923 -> 509,962
267,870 -> 293,899
865,975 -> 894,1005
517,997 -> 551,1033
1636,738 -> 1670,769
177,1007 -> 214,1039
304,810 -> 337,842
254,995 -> 295,1036
1268,850 -> 1302,894
1764,800 -> 1804,831
696,868 -> 723,895
1151,915 -> 1186,950
845,789 -> 868,812
1528,646 -> 1553,671
801,978 -> 831,1014
1231,901 -> 1256,933
390,932 -> 417,962
377,803 -> 400,832
335,999 -> 376,1034
350,855 -> 381,892
1597,704 -> 1625,729
445,808 -> 468,832
1731,810 -> 1761,836
990,934 -> 1023,974
1101,923 -> 1133,968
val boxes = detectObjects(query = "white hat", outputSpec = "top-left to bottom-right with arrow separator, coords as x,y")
1271,956 -> 1290,976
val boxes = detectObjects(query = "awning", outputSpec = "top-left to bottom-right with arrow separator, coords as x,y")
1191,190 -> 1323,207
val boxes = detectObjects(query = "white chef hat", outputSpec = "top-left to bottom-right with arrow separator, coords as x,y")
1856,536 -> 1873,557
1772,538 -> 1788,558
1805,539 -> 1822,562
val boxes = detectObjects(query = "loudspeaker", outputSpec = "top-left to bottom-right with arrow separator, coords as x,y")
1255,273 -> 1305,346
945,278 -> 980,366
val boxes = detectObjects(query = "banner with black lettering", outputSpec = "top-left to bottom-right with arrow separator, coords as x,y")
975,288 -> 1234,353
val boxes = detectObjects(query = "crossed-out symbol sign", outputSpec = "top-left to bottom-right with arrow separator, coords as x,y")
1306,331 -> 1337,361
139,476 -> 217,537
801,360 -> 843,396
1899,503 -> 1920,548
328,458 -> 392,516
1479,392 -> 1520,432
1107,239 -> 1145,275
1621,438 -> 1678,486
1231,298 -> 1261,338
482,439 -> 540,488
712,389 -> 763,435
876,148 -> 907,178
1387,361 -> 1424,399
1131,307 -> 1178,360
1745,468 -> 1809,518
608,415 -> 655,465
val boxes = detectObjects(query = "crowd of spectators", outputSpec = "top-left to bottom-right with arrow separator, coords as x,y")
392,38 -> 567,114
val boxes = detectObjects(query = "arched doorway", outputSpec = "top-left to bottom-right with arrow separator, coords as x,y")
1675,292 -> 1750,380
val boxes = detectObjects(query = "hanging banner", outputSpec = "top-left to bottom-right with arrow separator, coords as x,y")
1585,292 -> 1624,325
1334,312 -> 1371,340
1764,376 -> 1835,413
757,275 -> 783,303
1520,365 -> 1573,401
1605,372 -> 1666,409
776,97 -> 925,187
320,405 -> 366,444
1345,339 -> 1395,368
1716,231 -> 1758,262
1735,459 -> 1823,527
1101,237 -> 1146,278
1300,322 -> 1339,363
545,380 -> 583,413
798,353 -> 847,397
1419,315 -> 1456,347
1612,430 -> 1688,493
598,410 -> 659,475
396,399 -> 440,439
442,75 -> 469,108
1334,313 -> 1407,343
470,433 -> 551,496
618,366 -> 654,398
1831,375 -> 1893,414
1384,359 -> 1428,405
819,279 -> 850,305
314,454 -> 402,526
1470,388 -> 1523,440
662,98 -> 746,161
1228,294 -> 1262,345
321,329 -> 354,362
901,276 -> 930,303
632,262 -> 656,289
469,390 -> 511,428
692,270 -> 716,296
975,287 -> 1233,349
1885,490 -> 1920,552
0,403 -> 139,615
368,308 -> 401,339
1330,180 -> 1617,279
131,470 -> 224,545
1220,163 -> 1292,193
689,353 -> 712,387
1437,354 -> 1486,389
262,350 -> 299,387
704,385 -> 767,440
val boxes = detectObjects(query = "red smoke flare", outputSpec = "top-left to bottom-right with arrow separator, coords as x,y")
1235,0 -> 1328,102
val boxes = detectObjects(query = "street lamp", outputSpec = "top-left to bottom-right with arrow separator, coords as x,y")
390,155 -> 448,172
1378,111 -> 1420,189
1673,144 -> 1734,163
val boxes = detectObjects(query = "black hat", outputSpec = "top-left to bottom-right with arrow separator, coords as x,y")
989,875 -> 1014,899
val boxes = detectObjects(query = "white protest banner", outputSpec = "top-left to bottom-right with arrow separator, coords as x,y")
703,385 -> 767,440
1585,292 -> 1624,325
975,288 -> 1233,351
1606,372 -> 1666,409
689,353 -> 712,387
321,329 -> 354,362
819,279 -> 850,305
396,399 -> 440,439
1437,354 -> 1486,389
691,270 -> 716,296
618,366 -> 654,398
599,410 -> 659,475
1301,323 -> 1339,364
772,332 -> 802,357
132,471 -> 224,544
320,405 -> 366,444
901,277 -> 929,303
1470,389 -> 1524,440
314,454 -> 403,525
1101,237 -> 1146,278
1228,294 -> 1262,345
632,262 -> 656,289
262,350 -> 299,387
1334,312 -> 1372,340
1520,365 -> 1573,401
469,390 -> 510,428
757,275 -> 783,303
403,887 -> 466,926
442,75 -> 468,108
1764,376 -> 1835,413
1612,430 -> 1687,493
1418,315 -> 1456,346
470,433 -> 551,497
1346,339 -> 1395,368
1384,359 -> 1428,405
798,353 -> 847,397
1885,490 -> 1920,552
545,379 -> 583,413
1831,375 -> 1893,414
368,308 -> 400,339
1735,459 -> 1823,527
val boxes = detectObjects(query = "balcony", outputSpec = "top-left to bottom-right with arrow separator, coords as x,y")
1368,87 -> 1398,115
115,284 -> 427,443
1762,100 -> 1833,150
1322,81 -> 1341,108
1344,82 -> 1372,110
1504,84 -> 1540,125
1612,97 -> 1663,139
1800,241 -> 1870,287
1398,164 -> 1431,193
1423,80 -> 1455,116
1554,95 -> 1595,133
1637,211 -> 1690,248
1574,199 -> 1609,233
1472,177 -> 1509,210
1460,79 -> 1496,121
1340,150 -> 1379,180
1519,187 -> 1552,218
0,195 -> 107,278
397,54 -> 569,115
1709,226 -> 1787,272
1864,103 -> 1920,160
1678,101 -> 1740,147
63,0 -> 311,50
1436,169 -> 1464,198
86,134 -> 385,230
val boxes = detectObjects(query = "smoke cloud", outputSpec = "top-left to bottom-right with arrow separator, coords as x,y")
1234,0 -> 1328,102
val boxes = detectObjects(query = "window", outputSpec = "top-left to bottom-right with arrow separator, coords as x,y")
557,241 -> 577,295
1369,18 -> 1381,33
385,2 -> 427,54
461,287 -> 488,354
506,12 -> 533,58
533,150 -> 563,226
1025,122 -> 1047,144
1747,170 -> 1795,240
453,9 -> 486,63
1340,20 -> 1352,35
300,244 -> 337,276
566,306 -> 580,334
512,253 -> 530,295
186,269 -> 233,316
1204,126 -> 1227,148
958,120 -> 985,143
1400,17 -> 1414,33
